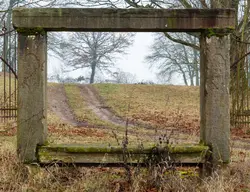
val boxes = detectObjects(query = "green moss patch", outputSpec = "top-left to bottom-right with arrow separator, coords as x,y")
37,143 -> 209,164
16,27 -> 46,35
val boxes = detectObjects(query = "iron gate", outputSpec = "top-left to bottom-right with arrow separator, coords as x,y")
230,34 -> 250,129
0,22 -> 17,122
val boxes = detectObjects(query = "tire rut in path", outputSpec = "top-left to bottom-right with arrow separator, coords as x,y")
78,85 -> 186,137
47,84 -> 190,139
47,84 -> 88,127
48,84 -> 250,150
79,84 -> 133,128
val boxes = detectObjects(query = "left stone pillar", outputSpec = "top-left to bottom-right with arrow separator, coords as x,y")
17,32 -> 47,163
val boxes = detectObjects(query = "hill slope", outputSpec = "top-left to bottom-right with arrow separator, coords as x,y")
94,84 -> 200,132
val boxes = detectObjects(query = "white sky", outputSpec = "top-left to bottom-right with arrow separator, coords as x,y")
116,33 -> 156,81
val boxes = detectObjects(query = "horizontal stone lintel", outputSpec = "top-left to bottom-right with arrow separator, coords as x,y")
38,144 -> 209,165
13,8 -> 235,32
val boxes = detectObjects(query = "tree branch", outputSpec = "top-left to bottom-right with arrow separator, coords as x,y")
0,57 -> 18,79
164,32 -> 200,51
149,0 -> 164,8
178,0 -> 192,8
231,50 -> 250,69
199,0 -> 208,8
124,0 -> 142,7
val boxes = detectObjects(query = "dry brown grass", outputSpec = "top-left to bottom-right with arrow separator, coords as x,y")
0,139 -> 249,191
1,83 -> 250,191
94,84 -> 200,132
64,84 -> 108,126
63,84 -> 172,145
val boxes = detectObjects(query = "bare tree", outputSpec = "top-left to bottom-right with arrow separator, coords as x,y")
1,0 -> 58,72
146,33 -> 199,86
53,32 -> 134,84
48,63 -> 67,83
112,69 -> 137,84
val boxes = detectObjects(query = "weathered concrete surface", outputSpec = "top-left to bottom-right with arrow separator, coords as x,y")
17,34 -> 47,163
14,7 -> 234,170
12,8 -> 235,32
200,34 -> 230,166
38,143 -> 209,165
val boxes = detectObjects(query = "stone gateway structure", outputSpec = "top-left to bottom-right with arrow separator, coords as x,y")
12,8 -> 235,176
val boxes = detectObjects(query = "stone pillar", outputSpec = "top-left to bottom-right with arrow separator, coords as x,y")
200,32 -> 230,175
17,33 -> 47,163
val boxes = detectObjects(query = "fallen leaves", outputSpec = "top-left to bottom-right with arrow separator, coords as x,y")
48,125 -> 107,138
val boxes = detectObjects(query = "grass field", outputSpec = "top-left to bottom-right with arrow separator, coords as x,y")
94,84 -> 200,131
0,82 -> 250,191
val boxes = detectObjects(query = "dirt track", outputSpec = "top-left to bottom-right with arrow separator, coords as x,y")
78,85 -> 134,127
47,84 -> 133,128
47,84 -> 87,127
47,84 -> 250,149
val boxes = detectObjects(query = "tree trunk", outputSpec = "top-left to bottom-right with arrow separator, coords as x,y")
192,36 -> 199,86
188,68 -> 194,86
2,0 -> 15,72
211,0 -> 230,8
229,0 -> 250,126
89,62 -> 97,84
180,68 -> 188,85
194,49 -> 199,86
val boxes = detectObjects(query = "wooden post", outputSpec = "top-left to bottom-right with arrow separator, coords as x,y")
17,33 -> 47,163
200,32 -> 230,175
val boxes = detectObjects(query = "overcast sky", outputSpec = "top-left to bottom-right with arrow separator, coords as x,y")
48,32 -> 183,84
116,33 -> 156,81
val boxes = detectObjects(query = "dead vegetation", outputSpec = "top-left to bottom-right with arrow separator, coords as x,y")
94,84 -> 200,133
1,83 -> 250,191
0,141 -> 250,191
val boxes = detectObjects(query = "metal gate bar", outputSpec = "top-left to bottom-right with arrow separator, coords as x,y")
0,22 -> 17,123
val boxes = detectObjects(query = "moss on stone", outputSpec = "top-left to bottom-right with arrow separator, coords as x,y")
58,8 -> 63,17
16,27 -> 46,35
168,144 -> 209,154
37,148 -> 53,161
39,143 -> 154,153
37,143 -> 210,164
38,143 -> 208,156
166,18 -> 176,28
205,28 -> 234,38
38,143 -> 208,153
43,140 -> 50,146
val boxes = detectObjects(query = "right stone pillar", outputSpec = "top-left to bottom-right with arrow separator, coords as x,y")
200,32 -> 230,175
